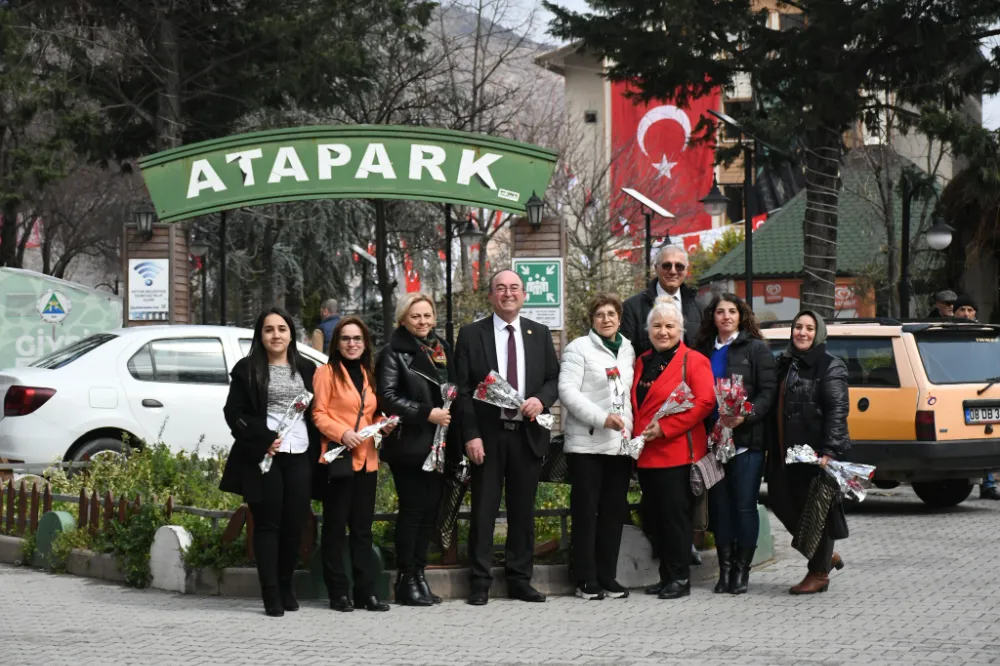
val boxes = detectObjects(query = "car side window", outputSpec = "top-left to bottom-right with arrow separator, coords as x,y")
826,338 -> 899,387
127,338 -> 229,385
239,339 -> 252,357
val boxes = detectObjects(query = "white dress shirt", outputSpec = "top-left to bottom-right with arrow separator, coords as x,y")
656,282 -> 683,311
493,313 -> 526,421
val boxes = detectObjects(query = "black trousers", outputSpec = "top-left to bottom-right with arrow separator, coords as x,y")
321,469 -> 379,603
247,452 -> 312,591
568,452 -> 632,585
638,465 -> 694,583
468,425 -> 543,591
389,462 -> 444,574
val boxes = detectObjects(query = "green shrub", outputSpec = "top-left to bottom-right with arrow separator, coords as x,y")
19,530 -> 37,566
105,503 -> 166,588
50,528 -> 98,573
177,514 -> 250,574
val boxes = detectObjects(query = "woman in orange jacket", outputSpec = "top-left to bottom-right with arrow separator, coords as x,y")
313,315 -> 395,613
632,298 -> 716,600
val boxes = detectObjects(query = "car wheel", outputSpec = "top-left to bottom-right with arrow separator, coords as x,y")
70,438 -> 127,465
912,480 -> 974,508
873,480 -> 900,490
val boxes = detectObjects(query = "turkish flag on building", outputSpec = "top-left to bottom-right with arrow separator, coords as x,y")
610,83 -> 720,238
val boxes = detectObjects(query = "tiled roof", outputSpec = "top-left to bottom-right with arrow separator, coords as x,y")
699,160 -> 938,283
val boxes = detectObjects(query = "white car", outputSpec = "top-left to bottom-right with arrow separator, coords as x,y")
0,325 -> 327,465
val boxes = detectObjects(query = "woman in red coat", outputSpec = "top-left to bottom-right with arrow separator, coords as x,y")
632,297 -> 716,599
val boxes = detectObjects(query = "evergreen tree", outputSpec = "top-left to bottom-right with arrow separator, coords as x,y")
545,0 -> 1000,316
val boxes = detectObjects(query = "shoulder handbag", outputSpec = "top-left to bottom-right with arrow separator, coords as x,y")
688,352 -> 725,496
326,376 -> 361,480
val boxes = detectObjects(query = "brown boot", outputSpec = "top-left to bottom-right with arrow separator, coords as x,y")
789,571 -> 830,595
831,552 -> 844,570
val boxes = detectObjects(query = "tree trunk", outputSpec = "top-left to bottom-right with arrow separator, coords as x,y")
374,200 -> 394,337
155,1 -> 182,151
0,201 -> 19,267
800,134 -> 843,319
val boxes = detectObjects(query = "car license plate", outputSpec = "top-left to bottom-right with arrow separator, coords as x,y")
965,406 -> 1000,424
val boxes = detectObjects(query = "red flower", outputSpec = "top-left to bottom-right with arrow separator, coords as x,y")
444,386 -> 459,401
484,375 -> 497,385
475,386 -> 488,400
606,367 -> 621,379
743,401 -> 753,414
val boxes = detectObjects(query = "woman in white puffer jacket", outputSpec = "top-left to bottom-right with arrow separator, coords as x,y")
559,294 -> 636,601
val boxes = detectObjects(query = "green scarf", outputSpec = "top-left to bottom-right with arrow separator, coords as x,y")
594,328 -> 623,356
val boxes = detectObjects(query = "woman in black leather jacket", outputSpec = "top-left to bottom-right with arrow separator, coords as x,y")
767,309 -> 851,595
375,292 -> 458,607
694,293 -> 776,595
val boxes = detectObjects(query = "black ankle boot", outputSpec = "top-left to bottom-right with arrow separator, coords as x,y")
397,573 -> 434,607
278,583 -> 299,611
714,543 -> 734,594
415,569 -> 442,604
261,585 -> 284,617
730,546 -> 755,595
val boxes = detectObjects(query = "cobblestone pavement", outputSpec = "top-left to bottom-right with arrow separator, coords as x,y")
3,486 -> 1000,665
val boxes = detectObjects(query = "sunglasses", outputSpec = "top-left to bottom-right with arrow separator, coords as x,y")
660,262 -> 687,273
339,335 -> 364,344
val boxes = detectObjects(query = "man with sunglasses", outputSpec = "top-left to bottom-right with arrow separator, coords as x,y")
454,268 -> 560,606
621,245 -> 703,355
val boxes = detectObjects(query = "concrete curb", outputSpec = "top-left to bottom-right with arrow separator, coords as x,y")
0,534 -> 25,564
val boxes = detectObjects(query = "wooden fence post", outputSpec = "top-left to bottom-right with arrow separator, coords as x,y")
88,490 -> 100,534
117,496 -> 127,524
5,481 -> 14,534
102,491 -> 114,534
221,505 -> 247,545
165,496 -> 174,520
29,482 -> 40,533
15,481 -> 27,536
42,485 -> 52,514
78,488 -> 88,529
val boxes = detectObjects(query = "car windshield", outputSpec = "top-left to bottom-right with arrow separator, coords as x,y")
30,333 -> 118,369
916,331 -> 1000,384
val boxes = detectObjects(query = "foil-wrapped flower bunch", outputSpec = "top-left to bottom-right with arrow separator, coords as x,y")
709,376 -> 753,464
785,444 -> 877,502
621,382 -> 695,460
260,390 -> 314,473
322,414 -> 401,463
473,370 -> 554,429
423,383 -> 458,473
606,367 -> 628,449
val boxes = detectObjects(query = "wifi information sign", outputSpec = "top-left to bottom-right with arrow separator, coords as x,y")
128,258 -> 170,321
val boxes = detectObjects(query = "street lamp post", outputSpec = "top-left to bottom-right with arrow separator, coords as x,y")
219,209 -> 227,326
443,206 -> 483,349
190,232 -> 210,325
899,171 -> 954,318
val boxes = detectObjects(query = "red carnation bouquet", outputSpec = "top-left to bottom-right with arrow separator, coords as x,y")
260,390 -> 314,474
710,376 -> 754,463
423,383 -> 458,473
620,382 -> 695,460
473,370 -> 554,429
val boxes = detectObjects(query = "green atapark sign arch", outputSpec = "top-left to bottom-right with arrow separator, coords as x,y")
138,125 -> 559,223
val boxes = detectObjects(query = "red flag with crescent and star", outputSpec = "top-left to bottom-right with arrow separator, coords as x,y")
610,83 -> 720,239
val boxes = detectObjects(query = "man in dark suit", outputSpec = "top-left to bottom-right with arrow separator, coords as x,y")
454,268 -> 560,605
621,245 -> 702,352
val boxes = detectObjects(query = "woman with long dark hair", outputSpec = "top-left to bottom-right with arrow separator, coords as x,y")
220,307 -> 319,617
376,293 -> 457,606
313,315 -> 396,612
693,293 -> 776,595
767,310 -> 850,594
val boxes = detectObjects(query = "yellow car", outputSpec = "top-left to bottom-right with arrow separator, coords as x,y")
763,318 -> 1000,507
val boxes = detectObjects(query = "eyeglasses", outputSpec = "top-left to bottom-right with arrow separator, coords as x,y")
493,285 -> 522,294
339,335 -> 364,344
660,262 -> 687,273
593,311 -> 619,320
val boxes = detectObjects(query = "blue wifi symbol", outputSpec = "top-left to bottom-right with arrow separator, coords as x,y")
134,261 -> 163,286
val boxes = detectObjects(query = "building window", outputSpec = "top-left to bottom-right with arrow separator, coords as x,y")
722,185 -> 744,223
721,100 -> 754,140
779,13 -> 806,32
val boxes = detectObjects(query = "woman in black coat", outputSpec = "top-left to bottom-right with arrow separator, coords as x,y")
766,309 -> 851,595
375,293 -> 458,607
220,307 -> 320,617
694,293 -> 776,595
